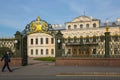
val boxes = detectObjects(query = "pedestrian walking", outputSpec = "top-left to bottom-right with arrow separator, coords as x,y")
1,50 -> 12,72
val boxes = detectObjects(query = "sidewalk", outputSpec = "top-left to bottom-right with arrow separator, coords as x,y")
0,58 -> 120,80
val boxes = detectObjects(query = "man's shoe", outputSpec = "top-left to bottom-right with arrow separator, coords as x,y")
9,70 -> 12,72
2,70 -> 4,72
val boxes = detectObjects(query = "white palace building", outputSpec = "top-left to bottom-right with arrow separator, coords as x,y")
26,16 -> 120,57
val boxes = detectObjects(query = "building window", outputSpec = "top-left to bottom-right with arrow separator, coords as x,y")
68,49 -> 71,54
51,49 -> 54,55
92,48 -> 96,54
80,24 -> 83,28
93,23 -> 96,28
93,35 -> 96,42
79,49 -> 82,54
41,38 -> 43,44
31,49 -> 33,55
41,49 -> 43,55
86,24 -> 89,28
46,49 -> 49,55
114,48 -> 118,54
114,34 -> 119,41
36,38 -> 38,44
74,25 -> 77,29
51,38 -> 54,44
31,39 -> 33,45
46,38 -> 48,44
73,49 -> 77,55
68,25 -> 71,29
36,49 -> 38,55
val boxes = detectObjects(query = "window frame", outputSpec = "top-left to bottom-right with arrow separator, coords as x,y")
93,23 -> 96,28
46,49 -> 49,55
46,38 -> 48,44
36,49 -> 38,55
86,24 -> 89,28
51,38 -> 54,44
68,25 -> 71,29
41,49 -> 43,55
31,49 -> 33,55
31,38 -> 33,45
51,49 -> 54,55
80,24 -> 83,28
41,38 -> 43,44
36,38 -> 38,44
74,25 -> 77,29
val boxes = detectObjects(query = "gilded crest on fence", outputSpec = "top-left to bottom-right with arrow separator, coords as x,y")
28,16 -> 48,34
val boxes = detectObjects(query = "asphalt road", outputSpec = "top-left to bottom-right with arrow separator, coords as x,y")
0,58 -> 120,80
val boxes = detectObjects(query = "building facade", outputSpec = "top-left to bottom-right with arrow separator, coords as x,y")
27,33 -> 55,57
26,16 -> 120,57
62,16 -> 120,57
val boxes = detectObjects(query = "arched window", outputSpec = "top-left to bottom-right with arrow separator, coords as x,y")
86,24 -> 89,28
80,24 -> 83,28
51,49 -> 54,55
74,25 -> 77,29
68,25 -> 71,29
93,23 -> 96,28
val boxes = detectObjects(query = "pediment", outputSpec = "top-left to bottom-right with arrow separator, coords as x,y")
72,16 -> 92,22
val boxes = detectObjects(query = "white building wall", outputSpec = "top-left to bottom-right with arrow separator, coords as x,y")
27,33 -> 55,57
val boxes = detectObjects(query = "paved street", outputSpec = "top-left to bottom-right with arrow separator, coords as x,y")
0,58 -> 120,80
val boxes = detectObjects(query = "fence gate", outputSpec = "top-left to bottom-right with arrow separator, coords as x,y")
15,31 -> 28,66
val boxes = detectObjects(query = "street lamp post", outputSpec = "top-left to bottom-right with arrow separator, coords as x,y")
55,30 -> 63,57
15,31 -> 22,58
104,18 -> 110,58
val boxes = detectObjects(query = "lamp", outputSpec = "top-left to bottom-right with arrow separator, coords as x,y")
14,40 -> 18,44
14,39 -> 19,49
57,39 -> 61,43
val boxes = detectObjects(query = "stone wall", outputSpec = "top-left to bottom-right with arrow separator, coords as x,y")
55,57 -> 120,66
0,58 -> 22,68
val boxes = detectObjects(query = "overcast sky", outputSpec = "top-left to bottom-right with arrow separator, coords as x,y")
0,0 -> 120,37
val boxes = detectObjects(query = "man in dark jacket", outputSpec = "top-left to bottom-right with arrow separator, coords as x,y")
1,51 -> 12,72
